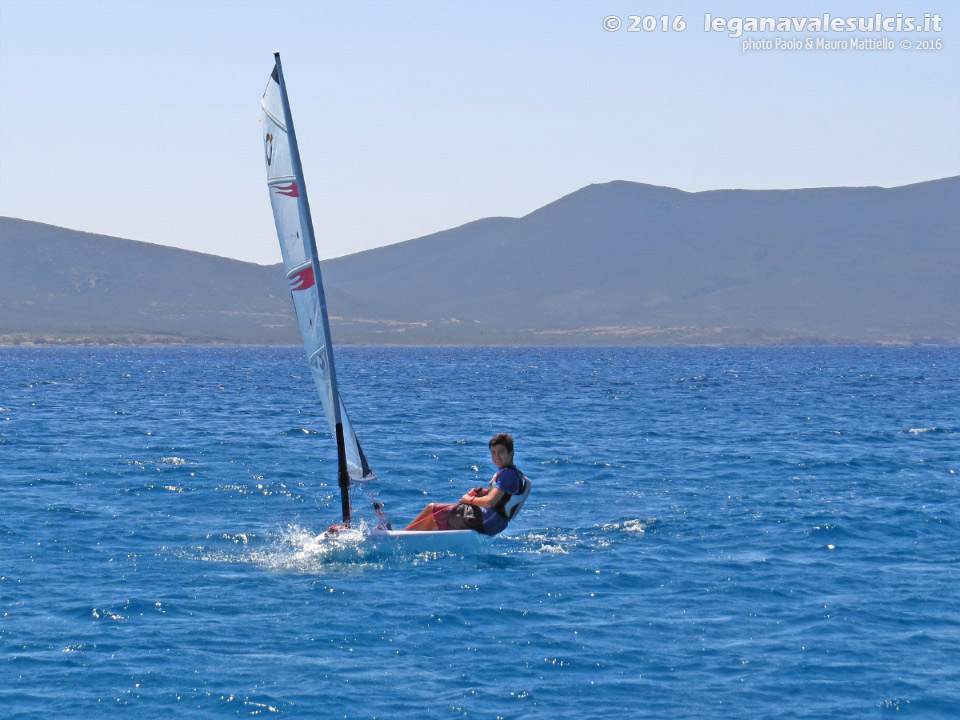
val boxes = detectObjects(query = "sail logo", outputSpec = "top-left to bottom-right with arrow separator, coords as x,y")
273,181 -> 299,197
265,133 -> 275,166
310,349 -> 328,372
288,266 -> 316,291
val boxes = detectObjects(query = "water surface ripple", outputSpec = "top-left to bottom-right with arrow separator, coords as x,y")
1,346 -> 957,718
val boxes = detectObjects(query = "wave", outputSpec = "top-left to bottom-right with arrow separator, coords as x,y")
278,427 -> 327,438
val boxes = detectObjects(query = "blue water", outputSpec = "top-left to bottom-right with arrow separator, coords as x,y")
1,346 -> 958,718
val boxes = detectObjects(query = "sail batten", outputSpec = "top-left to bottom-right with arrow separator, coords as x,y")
261,104 -> 286,130
261,53 -> 375,524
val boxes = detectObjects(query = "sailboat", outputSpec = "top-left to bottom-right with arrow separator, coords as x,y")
261,53 -> 482,553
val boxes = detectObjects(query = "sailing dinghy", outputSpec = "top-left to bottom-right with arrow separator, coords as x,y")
261,53 -> 482,554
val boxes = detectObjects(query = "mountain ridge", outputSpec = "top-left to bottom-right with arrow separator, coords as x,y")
2,177 -> 958,345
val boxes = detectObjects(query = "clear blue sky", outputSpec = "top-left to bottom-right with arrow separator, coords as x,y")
1,0 -> 956,264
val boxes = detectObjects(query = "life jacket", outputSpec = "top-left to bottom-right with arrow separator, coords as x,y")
489,465 -> 531,521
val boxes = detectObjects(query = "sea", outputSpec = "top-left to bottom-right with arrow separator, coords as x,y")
1,345 -> 958,719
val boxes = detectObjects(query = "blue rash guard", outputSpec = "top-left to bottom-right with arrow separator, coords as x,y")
479,465 -> 523,536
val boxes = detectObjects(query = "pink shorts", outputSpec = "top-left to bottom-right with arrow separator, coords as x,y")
432,503 -> 482,531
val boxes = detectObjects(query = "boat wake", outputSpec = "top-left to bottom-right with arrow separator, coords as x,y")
246,523 -> 383,571
513,518 -> 655,556
238,522 -> 491,572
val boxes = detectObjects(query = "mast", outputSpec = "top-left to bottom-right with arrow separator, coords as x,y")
271,53 -> 352,525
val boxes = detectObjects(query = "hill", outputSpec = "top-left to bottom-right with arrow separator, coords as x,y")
1,177 -> 958,345
0,218 -> 296,345
316,176 -> 960,343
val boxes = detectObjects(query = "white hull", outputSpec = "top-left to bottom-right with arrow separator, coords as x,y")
367,528 -> 488,554
302,527 -> 488,562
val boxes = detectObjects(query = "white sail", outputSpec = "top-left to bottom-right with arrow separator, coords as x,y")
261,55 -> 374,494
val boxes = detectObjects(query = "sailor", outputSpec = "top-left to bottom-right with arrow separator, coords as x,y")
405,433 -> 530,535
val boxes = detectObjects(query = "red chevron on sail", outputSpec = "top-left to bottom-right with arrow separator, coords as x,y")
288,266 -> 316,291
273,181 -> 299,197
